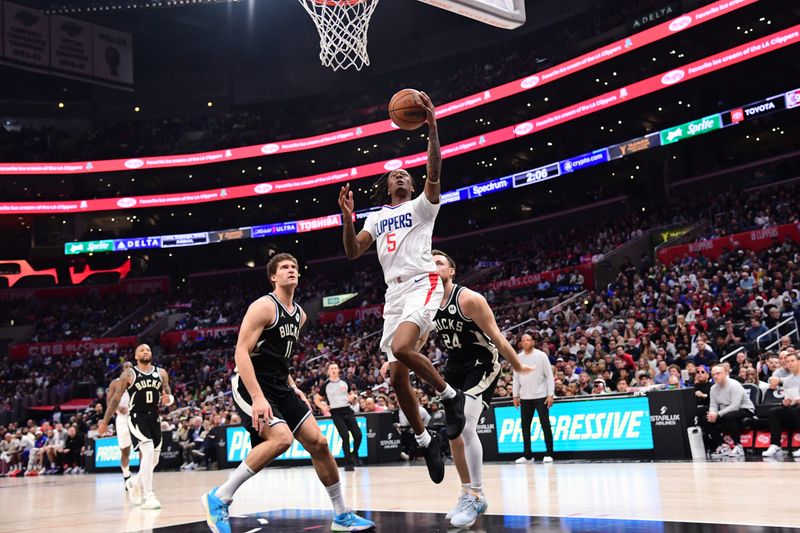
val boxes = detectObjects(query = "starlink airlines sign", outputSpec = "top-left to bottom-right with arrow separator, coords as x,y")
495,397 -> 653,453
226,417 -> 368,463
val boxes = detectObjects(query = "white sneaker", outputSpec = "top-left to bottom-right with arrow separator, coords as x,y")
514,456 -> 531,464
728,445 -> 745,457
126,475 -> 143,505
185,462 -> 196,471
710,445 -> 730,458
446,492 -> 471,520
762,445 -> 782,457
180,462 -> 189,470
141,492 -> 162,510
450,494 -> 488,528
793,449 -> 800,458
542,456 -> 554,464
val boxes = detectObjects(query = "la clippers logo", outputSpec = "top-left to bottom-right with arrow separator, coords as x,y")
757,434 -> 770,444
731,108 -> 744,124
514,123 -> 534,136
124,159 -> 144,169
254,183 -> 273,194
668,16 -> 692,32
116,197 -> 137,208
261,144 -> 280,154
661,70 -> 685,85
520,75 -> 540,89
384,160 -> 403,171
786,90 -> 800,109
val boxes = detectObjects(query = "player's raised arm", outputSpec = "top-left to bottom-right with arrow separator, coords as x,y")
235,298 -> 277,430
339,183 -> 374,259
460,289 -> 533,374
415,91 -> 441,204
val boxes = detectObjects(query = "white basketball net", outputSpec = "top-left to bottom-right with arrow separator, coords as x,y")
297,0 -> 380,71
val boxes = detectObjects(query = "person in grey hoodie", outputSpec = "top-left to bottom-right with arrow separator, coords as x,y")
704,365 -> 755,457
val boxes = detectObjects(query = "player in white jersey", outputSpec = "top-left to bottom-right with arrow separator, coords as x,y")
338,91 -> 465,484
108,361 -> 134,488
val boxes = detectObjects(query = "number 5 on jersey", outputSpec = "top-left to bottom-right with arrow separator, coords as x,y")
387,232 -> 397,253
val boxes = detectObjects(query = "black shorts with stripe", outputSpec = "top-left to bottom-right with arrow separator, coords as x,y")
445,361 -> 501,409
231,373 -> 311,446
128,412 -> 162,452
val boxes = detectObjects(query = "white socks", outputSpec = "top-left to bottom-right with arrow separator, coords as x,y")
122,465 -> 130,477
415,430 -> 432,448
138,441 -> 155,495
216,461 -> 257,502
325,482 -> 348,515
462,395 -> 485,497
440,384 -> 457,400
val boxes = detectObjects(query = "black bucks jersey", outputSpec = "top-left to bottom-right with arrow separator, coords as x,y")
434,285 -> 499,372
250,293 -> 303,381
127,366 -> 163,418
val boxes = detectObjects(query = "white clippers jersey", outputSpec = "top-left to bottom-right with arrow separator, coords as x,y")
117,389 -> 130,415
362,194 -> 440,285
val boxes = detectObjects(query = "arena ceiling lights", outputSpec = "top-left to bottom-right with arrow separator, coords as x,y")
61,86 -> 800,256
0,0 -> 757,176
4,24 -> 799,216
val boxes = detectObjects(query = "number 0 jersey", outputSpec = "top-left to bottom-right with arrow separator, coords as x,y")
249,293 -> 304,382
434,284 -> 499,373
362,193 -> 440,285
127,365 -> 163,418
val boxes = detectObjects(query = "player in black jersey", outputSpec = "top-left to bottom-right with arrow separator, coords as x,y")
429,250 -> 533,528
201,254 -> 374,533
100,344 -> 172,510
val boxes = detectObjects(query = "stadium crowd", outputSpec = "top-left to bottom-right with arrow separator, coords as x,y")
2,172 -> 800,472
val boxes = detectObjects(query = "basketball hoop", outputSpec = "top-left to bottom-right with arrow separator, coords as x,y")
297,0 -> 380,71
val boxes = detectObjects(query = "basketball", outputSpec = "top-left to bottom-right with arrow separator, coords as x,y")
389,88 -> 427,130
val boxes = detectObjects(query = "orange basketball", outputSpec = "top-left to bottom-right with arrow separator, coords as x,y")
388,88 -> 427,130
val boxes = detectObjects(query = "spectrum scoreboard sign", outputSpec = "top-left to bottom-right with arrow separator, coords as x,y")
225,417 -> 368,463
494,397 -> 653,453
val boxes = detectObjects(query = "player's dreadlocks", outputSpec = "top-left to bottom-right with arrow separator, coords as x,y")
370,171 -> 391,205
371,170 -> 416,205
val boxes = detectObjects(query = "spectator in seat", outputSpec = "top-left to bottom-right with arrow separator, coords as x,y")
654,361 -> 670,385
762,352 -> 800,458
666,375 -> 681,390
745,317 -> 768,347
616,380 -> 630,393
704,365 -> 755,458
591,378 -> 607,395
58,425 -> 86,474
692,339 -> 717,366
744,368 -> 769,397
693,365 -> 712,421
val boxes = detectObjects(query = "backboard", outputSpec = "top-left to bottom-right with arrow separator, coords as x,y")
416,0 -> 526,29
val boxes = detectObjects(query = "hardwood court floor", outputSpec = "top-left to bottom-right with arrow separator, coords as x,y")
2,460 -> 799,533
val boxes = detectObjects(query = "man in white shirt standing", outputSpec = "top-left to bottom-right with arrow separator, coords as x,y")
513,333 -> 555,464
339,91 -> 464,485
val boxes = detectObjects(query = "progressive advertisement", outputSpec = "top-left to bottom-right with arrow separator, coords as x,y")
494,397 -> 654,453
225,417 -> 368,464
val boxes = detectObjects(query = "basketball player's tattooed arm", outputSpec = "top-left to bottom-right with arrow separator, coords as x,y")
338,183 -> 373,259
236,298 -> 277,431
99,368 -> 134,436
459,289 -> 534,375
158,368 -> 172,406
415,91 -> 441,203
